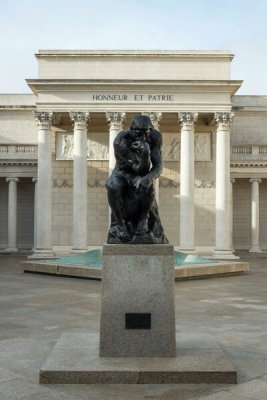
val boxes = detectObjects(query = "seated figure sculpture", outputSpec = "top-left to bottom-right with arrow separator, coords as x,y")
106,114 -> 168,244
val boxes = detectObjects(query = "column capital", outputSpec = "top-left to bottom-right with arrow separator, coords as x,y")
106,112 -> 126,131
249,178 -> 262,183
34,112 -> 54,130
6,177 -> 19,183
142,112 -> 162,129
214,112 -> 234,130
69,112 -> 90,130
178,112 -> 198,130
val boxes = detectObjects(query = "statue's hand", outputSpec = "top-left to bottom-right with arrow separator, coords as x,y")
131,141 -> 143,150
133,176 -> 152,192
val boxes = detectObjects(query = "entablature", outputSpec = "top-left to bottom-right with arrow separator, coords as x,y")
26,79 -> 242,113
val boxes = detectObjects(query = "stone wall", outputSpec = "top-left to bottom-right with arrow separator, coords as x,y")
17,179 -> 34,249
0,110 -> 37,144
259,179 -> 267,251
0,179 -> 8,248
232,96 -> 267,146
233,179 -> 251,250
0,178 -> 34,250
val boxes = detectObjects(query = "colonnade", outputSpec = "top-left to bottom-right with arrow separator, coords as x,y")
3,110 -> 262,256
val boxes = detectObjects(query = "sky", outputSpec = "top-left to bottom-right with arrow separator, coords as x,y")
0,0 -> 267,95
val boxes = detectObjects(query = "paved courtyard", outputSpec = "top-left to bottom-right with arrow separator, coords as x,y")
0,254 -> 267,399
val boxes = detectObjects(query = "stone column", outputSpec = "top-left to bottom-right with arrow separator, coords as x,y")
70,112 -> 90,252
214,113 -> 234,257
33,112 -> 54,257
6,177 -> 19,252
230,178 -> 235,250
249,178 -> 262,252
144,112 -> 162,204
32,178 -> 37,250
178,112 -> 198,252
106,112 -> 125,225
106,112 -> 126,176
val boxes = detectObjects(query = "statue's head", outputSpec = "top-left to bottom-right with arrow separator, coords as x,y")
129,115 -> 154,140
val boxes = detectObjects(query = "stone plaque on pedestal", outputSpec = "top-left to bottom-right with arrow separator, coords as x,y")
99,244 -> 176,357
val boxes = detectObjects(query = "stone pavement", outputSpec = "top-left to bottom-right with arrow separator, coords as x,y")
0,254 -> 267,399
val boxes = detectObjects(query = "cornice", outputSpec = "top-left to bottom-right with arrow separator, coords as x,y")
231,161 -> 267,167
26,79 -> 242,98
232,107 -> 267,115
0,161 -> 37,166
27,79 -> 242,86
0,106 -> 36,110
35,50 -> 234,60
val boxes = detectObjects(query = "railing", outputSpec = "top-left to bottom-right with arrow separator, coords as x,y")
259,146 -> 267,154
15,145 -> 37,154
0,145 -> 8,153
0,144 -> 38,159
232,146 -> 252,154
231,145 -> 267,161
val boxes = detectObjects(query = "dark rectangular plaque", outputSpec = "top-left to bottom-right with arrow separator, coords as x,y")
125,313 -> 151,329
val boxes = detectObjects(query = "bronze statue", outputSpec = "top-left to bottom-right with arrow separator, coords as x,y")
105,114 -> 168,244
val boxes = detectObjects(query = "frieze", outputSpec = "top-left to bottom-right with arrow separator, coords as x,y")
159,178 -> 179,188
53,178 -> 106,188
56,132 -> 212,162
159,179 -> 215,188
163,133 -> 212,161
56,132 -> 108,160
195,179 -> 215,188
53,177 -> 215,188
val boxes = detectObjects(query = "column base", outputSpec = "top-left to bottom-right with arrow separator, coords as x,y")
249,247 -> 262,253
28,248 -> 56,259
4,247 -> 18,253
213,250 -> 239,260
179,248 -> 196,255
71,248 -> 89,254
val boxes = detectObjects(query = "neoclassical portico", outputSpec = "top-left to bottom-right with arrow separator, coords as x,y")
27,50 -> 244,258
31,108 -> 239,258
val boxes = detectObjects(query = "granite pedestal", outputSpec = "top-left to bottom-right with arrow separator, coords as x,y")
99,244 -> 176,357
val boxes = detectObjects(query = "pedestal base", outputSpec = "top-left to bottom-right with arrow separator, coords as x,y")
40,333 -> 237,384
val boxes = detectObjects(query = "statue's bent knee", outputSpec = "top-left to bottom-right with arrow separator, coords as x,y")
106,177 -> 122,196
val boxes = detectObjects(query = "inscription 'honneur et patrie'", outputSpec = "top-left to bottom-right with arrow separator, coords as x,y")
92,94 -> 174,101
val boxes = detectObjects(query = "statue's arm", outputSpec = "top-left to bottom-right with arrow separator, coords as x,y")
132,131 -> 163,192
113,132 -> 134,168
147,131 -> 163,181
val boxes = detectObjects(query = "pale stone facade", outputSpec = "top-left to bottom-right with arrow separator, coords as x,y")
0,50 -> 267,256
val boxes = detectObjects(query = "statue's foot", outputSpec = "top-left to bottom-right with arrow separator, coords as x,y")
134,222 -> 148,236
115,225 -> 131,242
153,225 -> 164,237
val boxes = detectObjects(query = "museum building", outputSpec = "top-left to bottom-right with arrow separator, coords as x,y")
0,50 -> 267,257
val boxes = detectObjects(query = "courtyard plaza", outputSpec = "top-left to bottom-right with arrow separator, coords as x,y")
0,254 -> 267,399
